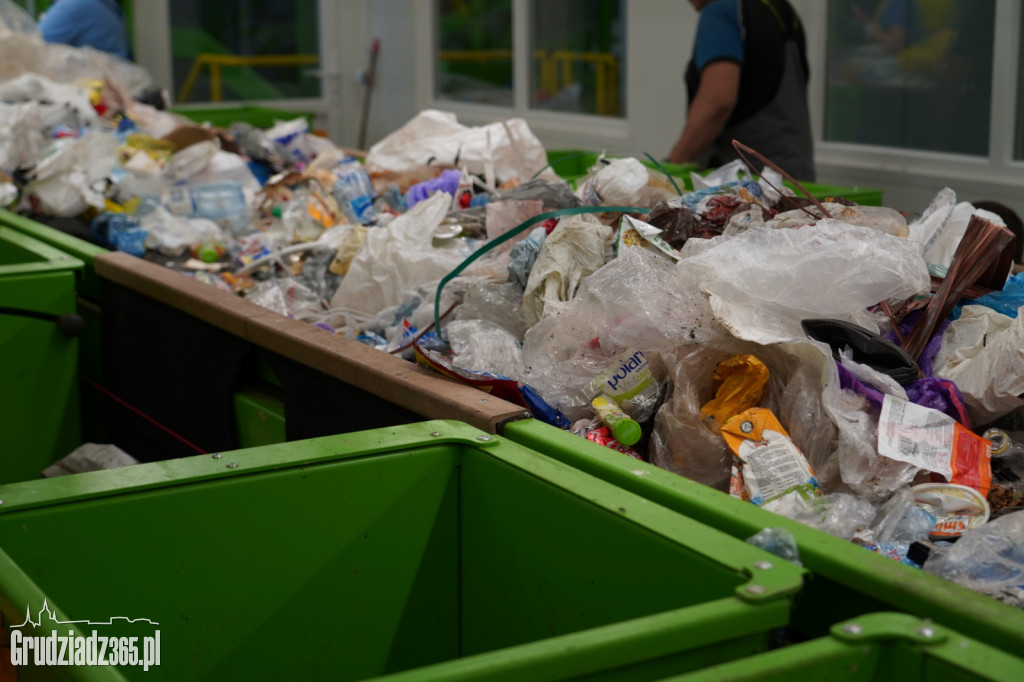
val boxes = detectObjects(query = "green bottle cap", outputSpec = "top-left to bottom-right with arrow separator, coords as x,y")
611,417 -> 642,446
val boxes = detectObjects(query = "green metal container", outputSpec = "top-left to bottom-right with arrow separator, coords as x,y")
502,419 -> 1024,656
0,420 -> 804,681
659,612 -> 1024,682
0,227 -> 84,483
546,149 -> 696,189
169,106 -> 316,131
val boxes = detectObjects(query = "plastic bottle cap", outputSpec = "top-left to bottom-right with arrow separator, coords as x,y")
611,418 -> 642,446
271,205 -> 282,218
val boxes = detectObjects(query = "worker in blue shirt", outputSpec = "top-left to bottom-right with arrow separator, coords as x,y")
668,0 -> 814,181
39,0 -> 132,61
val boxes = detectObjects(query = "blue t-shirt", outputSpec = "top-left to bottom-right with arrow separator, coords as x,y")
692,0 -> 744,72
39,0 -> 132,60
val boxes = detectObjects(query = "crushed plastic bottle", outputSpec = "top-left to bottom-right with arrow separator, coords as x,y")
331,158 -> 378,225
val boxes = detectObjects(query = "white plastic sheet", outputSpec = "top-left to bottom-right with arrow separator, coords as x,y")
329,191 -> 466,316
933,305 -> 1024,425
672,221 -> 931,345
364,109 -> 554,186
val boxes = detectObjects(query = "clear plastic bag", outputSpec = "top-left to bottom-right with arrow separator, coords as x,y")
924,510 -> 1024,605
648,339 -> 836,492
672,221 -> 931,345
448,319 -> 526,382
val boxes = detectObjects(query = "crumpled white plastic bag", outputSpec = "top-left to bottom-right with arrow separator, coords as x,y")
0,102 -> 49,173
329,191 -> 466,316
522,212 -> 610,326
364,109 -> 554,186
909,187 -> 1007,269
19,132 -> 118,216
672,221 -> 931,345
448,318 -> 526,381
933,305 -> 1024,425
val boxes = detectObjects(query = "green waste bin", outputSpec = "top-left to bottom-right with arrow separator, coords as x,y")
546,149 -> 696,189
0,420 -> 805,681
169,106 -> 315,131
659,612 -> 1024,682
0,226 -> 84,483
502,419 -> 1024,656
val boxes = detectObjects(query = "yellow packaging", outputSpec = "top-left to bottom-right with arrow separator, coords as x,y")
699,355 -> 770,430
722,407 -> 822,511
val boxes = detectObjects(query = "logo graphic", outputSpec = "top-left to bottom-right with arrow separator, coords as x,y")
10,600 -> 160,670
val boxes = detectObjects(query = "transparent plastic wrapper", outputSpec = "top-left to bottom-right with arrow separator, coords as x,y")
246,278 -> 324,322
521,212 -> 610,326
575,157 -> 676,207
139,207 -> 225,257
0,0 -> 39,35
788,492 -> 877,541
767,203 -> 909,238
364,109 -> 554,187
452,278 -> 529,340
933,305 -> 1024,425
649,339 -> 837,493
18,132 -> 118,216
0,28 -> 152,95
870,488 -> 937,546
671,222 -> 931,345
923,510 -> 1024,606
745,527 -> 802,565
329,191 -> 468,316
447,319 -> 525,382
485,198 -> 544,241
521,247 -> 727,419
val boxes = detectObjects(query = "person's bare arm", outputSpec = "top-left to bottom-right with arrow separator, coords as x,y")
667,61 -> 741,164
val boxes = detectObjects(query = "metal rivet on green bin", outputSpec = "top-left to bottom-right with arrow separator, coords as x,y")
430,432 -> 442,437
753,561 -> 773,570
477,435 -> 492,442
918,627 -> 936,638
212,454 -> 222,459
226,462 -> 238,469
745,585 -> 765,596
843,624 -> 863,635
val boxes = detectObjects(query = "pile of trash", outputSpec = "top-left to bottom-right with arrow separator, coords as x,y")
2,5 -> 1024,608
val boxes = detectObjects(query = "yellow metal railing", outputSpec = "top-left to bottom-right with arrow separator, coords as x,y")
438,49 -> 621,116
176,53 -> 320,103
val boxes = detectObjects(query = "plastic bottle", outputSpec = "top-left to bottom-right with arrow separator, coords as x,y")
591,394 -> 642,446
331,158 -> 378,224
984,428 -> 1024,482
160,181 -> 247,220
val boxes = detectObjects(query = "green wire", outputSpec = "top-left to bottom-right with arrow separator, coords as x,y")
434,205 -> 651,342
643,152 -> 684,196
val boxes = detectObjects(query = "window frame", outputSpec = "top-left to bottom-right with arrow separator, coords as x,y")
417,0 -> 631,146
807,0 -> 1024,187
